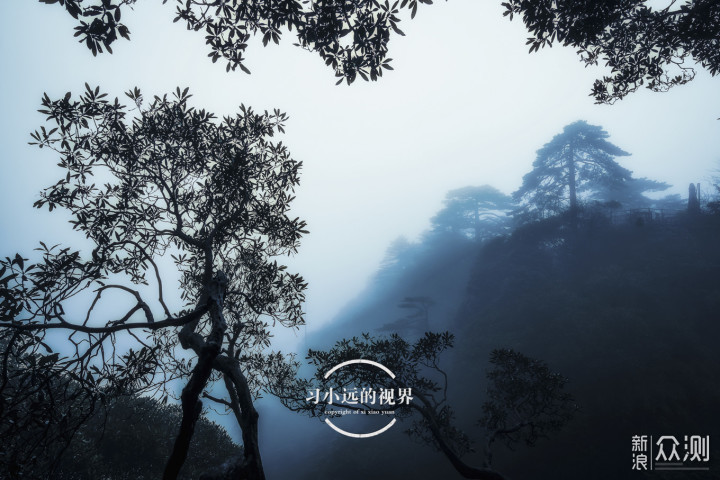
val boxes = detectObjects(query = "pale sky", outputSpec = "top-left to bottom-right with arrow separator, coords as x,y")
1,0 -> 719,346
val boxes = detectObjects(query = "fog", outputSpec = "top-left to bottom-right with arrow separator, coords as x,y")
1,1 -> 719,478
2,0 -> 718,338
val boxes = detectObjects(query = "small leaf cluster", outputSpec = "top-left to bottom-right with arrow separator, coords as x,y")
39,0 -> 132,56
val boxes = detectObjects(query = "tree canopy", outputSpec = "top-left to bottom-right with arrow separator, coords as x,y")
40,0 -> 433,84
42,1 -> 720,100
431,186 -> 514,241
592,176 -> 671,210
1,85 -> 307,479
503,0 -> 720,103
513,121 -> 633,219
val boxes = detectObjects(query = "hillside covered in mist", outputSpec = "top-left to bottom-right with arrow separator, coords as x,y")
295,196 -> 720,480
292,120 -> 720,480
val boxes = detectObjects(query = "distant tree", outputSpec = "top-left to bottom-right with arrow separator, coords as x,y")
376,236 -> 419,281
593,177 -> 671,210
431,186 -> 514,240
654,193 -> 686,212
293,332 -> 576,480
503,0 -> 720,104
1,85 -> 307,480
377,296 -> 434,338
513,121 -> 632,220
40,0 -> 433,84
708,177 -> 720,214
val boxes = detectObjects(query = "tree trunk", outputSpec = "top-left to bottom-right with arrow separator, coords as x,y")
163,341 -> 220,480
424,408 -> 505,479
567,146 -> 578,215
408,392 -> 506,480
165,272 -> 228,480
216,357 -> 265,480
688,183 -> 700,214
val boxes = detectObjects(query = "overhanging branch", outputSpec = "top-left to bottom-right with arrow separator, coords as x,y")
3,305 -> 209,334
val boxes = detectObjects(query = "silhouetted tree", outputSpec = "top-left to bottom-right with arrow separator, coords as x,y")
478,349 -> 576,469
431,186 -> 514,241
40,0 -> 434,84
44,1 -> 720,97
294,332 -> 576,480
1,85 -> 307,480
503,0 -> 720,103
513,121 -> 631,220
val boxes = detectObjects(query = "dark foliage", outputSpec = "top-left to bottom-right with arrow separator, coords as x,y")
454,213 -> 720,479
1,86 -> 307,479
55,395 -> 239,480
39,0 -> 435,83
479,349 -> 577,468
502,0 -> 720,103
41,1 -> 720,98
0,335 -> 96,479
298,333 -> 575,479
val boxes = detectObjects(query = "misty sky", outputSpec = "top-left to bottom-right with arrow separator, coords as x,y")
1,0 -> 719,349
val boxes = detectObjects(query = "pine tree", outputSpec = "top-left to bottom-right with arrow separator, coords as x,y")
514,121 -> 631,220
431,186 -> 514,240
